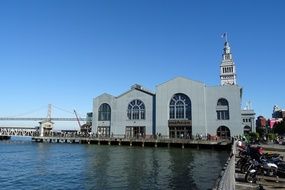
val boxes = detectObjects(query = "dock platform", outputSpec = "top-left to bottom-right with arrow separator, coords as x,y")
31,136 -> 231,149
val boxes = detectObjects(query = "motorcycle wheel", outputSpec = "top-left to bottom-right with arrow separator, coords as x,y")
241,163 -> 251,173
245,171 -> 257,183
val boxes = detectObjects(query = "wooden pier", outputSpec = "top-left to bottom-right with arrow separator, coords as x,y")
31,136 -> 232,150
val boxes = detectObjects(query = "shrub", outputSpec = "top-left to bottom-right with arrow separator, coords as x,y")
267,133 -> 276,141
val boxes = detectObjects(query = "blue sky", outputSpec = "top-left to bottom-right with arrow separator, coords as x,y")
0,0 -> 284,129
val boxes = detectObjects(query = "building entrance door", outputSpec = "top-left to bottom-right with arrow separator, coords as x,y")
169,126 -> 192,139
125,126 -> 145,139
168,120 -> 192,139
217,126 -> 231,139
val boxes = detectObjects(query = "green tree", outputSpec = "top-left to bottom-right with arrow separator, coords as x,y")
245,132 -> 260,143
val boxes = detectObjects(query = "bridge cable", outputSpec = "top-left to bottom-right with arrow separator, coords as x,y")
6,105 -> 47,118
51,104 -> 75,115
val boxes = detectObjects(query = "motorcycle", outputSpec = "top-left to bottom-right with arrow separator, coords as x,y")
245,159 -> 278,183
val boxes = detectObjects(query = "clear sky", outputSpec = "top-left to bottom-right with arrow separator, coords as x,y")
0,0 -> 284,129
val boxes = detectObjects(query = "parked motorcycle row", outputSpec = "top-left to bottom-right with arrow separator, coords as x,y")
236,143 -> 285,184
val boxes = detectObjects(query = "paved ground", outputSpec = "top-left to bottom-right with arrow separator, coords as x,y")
235,168 -> 259,189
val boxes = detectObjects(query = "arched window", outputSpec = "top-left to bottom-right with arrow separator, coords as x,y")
127,99 -> 145,120
217,126 -> 231,139
169,93 -> 191,120
98,103 -> 111,121
243,126 -> 251,135
216,98 -> 229,120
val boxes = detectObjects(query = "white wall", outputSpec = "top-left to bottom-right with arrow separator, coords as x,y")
156,77 -> 206,136
206,85 -> 242,136
92,89 -> 154,136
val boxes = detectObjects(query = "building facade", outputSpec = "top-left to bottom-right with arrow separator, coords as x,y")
93,85 -> 155,138
272,105 -> 285,120
92,41 -> 253,139
241,109 -> 256,134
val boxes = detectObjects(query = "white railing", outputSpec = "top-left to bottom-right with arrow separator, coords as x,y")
0,128 -> 37,136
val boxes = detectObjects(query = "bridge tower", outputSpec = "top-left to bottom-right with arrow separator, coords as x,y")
39,104 -> 54,137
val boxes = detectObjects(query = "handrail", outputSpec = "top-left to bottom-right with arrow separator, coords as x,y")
213,140 -> 236,190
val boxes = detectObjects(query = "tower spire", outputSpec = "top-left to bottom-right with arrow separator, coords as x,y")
219,33 -> 237,86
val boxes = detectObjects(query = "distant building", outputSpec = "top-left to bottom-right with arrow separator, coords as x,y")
241,101 -> 256,134
272,105 -> 285,120
80,112 -> 93,134
269,105 -> 285,128
39,120 -> 54,137
92,40 -> 254,139
86,112 -> 93,126
256,116 -> 267,128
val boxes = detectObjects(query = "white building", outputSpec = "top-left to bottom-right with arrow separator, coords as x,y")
92,41 -> 255,139
93,85 -> 155,138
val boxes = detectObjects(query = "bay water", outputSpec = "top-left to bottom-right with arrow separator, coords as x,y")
0,138 -> 228,190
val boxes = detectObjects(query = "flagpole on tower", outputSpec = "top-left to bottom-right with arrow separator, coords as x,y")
221,32 -> 228,42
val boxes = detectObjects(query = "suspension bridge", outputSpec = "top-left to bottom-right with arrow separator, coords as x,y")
0,104 -> 90,138
0,117 -> 86,121
0,104 -> 86,122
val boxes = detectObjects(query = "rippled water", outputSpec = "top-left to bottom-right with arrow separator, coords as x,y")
0,139 -> 228,190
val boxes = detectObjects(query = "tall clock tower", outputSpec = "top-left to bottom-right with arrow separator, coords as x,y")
220,39 -> 237,86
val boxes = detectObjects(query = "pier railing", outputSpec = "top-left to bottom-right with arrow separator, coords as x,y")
0,127 -> 37,136
0,128 -> 231,147
32,132 -> 230,144
213,140 -> 236,190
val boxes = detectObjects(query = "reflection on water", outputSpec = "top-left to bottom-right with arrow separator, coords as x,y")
0,141 -> 228,190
